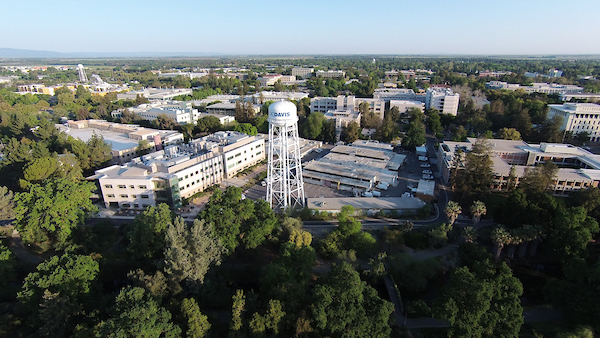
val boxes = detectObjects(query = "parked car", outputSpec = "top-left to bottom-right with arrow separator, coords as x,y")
376,182 -> 389,190
422,174 -> 434,180
422,169 -> 433,175
420,163 -> 431,168
418,156 -> 428,161
362,191 -> 374,197
371,191 -> 381,197
261,180 -> 267,186
402,192 -> 413,198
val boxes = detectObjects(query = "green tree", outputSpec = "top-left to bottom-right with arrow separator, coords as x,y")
181,297 -> 211,338
402,119 -> 426,148
199,186 -> 254,253
154,113 -> 178,130
341,121 -> 360,144
127,203 -> 173,259
14,179 -> 97,249
497,127 -> 521,140
453,138 -> 494,204
433,260 -> 523,338
230,289 -> 246,334
0,186 -> 15,221
0,245 -> 16,298
546,207 -> 599,261
519,160 -> 558,194
18,253 -> 99,333
249,299 -> 286,335
374,116 -> 397,142
21,157 -> 59,188
311,262 -> 394,337
98,286 -> 181,338
233,122 -> 258,136
196,115 -> 221,133
241,199 -> 277,249
427,110 -> 443,134
162,217 -> 226,292
302,112 -> 326,140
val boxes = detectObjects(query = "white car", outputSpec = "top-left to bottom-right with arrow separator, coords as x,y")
422,169 -> 433,175
420,163 -> 431,168
422,174 -> 434,180
402,192 -> 413,198
418,156 -> 428,161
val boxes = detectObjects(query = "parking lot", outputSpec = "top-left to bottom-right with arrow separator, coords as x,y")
243,143 -> 439,202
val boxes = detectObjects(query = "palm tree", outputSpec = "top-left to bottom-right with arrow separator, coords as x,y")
462,226 -> 477,243
491,225 -> 512,260
445,201 -> 462,226
470,200 -> 487,226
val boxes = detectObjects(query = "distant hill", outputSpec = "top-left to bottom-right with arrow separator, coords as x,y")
0,48 -> 223,58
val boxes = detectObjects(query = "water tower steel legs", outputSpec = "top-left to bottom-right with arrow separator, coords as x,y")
266,122 -> 305,211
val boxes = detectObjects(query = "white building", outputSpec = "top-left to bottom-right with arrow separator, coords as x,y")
310,95 -> 385,120
315,70 -> 346,78
323,110 -> 361,141
389,100 -> 425,114
251,91 -> 309,103
486,81 -> 584,94
291,67 -> 314,78
113,101 -> 200,125
425,88 -> 460,115
547,103 -> 600,142
90,131 -> 265,210
373,88 -> 422,101
117,88 -> 193,101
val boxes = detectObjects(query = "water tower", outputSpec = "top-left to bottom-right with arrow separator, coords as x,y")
266,101 -> 305,210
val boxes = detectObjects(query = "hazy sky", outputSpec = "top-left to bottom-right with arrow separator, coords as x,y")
2,0 -> 600,55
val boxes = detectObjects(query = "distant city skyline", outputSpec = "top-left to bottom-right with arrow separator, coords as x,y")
2,0 -> 600,55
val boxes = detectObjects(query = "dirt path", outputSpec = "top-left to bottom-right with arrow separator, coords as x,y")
8,230 -> 43,265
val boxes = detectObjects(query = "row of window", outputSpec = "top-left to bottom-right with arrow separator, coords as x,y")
107,194 -> 150,199
105,184 -> 148,189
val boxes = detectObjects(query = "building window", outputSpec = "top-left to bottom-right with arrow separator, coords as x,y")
118,185 -> 126,189
141,195 -> 149,199
120,194 -> 128,198
138,185 -> 147,189
132,195 -> 137,198
107,194 -> 115,198
227,156 -> 234,160
105,184 -> 113,189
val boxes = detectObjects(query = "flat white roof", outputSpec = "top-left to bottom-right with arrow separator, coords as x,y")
306,197 -> 425,211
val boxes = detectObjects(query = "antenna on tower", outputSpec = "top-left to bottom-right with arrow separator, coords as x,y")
266,101 -> 305,211
77,64 -> 88,82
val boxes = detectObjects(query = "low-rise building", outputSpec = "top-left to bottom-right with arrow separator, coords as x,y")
486,81 -> 584,94
373,88 -> 423,102
315,70 -> 345,78
117,88 -> 193,101
390,100 -> 425,114
57,120 -> 184,164
119,101 -> 201,125
302,142 -> 405,192
311,95 -> 385,120
436,138 -> 600,194
547,103 -> 600,142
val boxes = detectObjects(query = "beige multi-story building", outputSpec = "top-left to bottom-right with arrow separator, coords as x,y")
323,110 -> 361,141
547,103 -> 600,142
315,70 -> 345,78
90,131 -> 265,210
291,67 -> 314,78
425,88 -> 460,115
373,88 -> 422,101
436,138 -> 600,194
